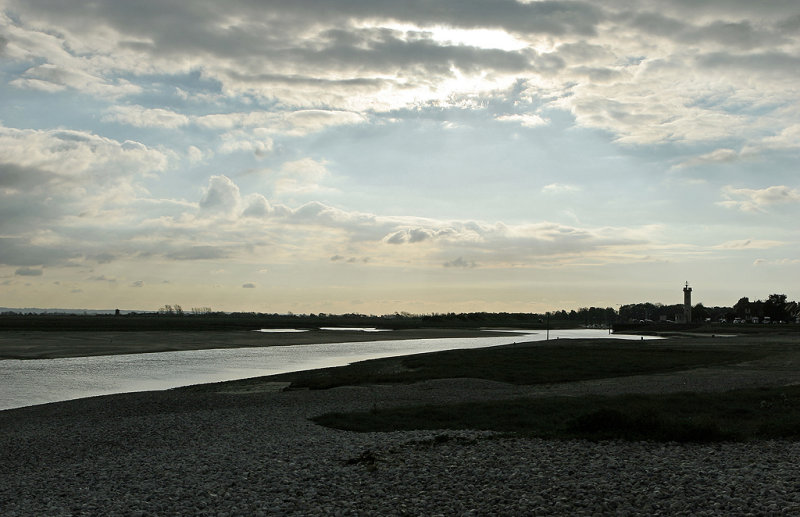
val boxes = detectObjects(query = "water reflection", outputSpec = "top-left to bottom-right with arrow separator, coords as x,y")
0,329 -> 658,410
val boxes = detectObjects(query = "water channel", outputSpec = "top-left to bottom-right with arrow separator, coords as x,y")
0,329 -> 658,410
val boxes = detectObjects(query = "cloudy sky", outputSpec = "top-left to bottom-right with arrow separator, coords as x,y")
1,0 -> 798,314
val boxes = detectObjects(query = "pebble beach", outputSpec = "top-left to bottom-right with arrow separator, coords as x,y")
3,354 -> 800,516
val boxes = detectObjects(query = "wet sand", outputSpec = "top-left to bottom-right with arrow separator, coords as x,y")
0,328 -> 509,360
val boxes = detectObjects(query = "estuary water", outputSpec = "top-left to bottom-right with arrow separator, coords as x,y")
0,329 -> 657,410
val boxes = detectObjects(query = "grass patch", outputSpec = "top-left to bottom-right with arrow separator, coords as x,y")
275,339 -> 769,390
313,385 -> 800,442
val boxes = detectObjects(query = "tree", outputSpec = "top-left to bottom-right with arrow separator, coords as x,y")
764,294 -> 789,322
734,297 -> 750,319
693,303 -> 709,322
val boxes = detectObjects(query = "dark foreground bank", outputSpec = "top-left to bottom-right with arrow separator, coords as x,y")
3,374 -> 800,515
3,334 -> 800,515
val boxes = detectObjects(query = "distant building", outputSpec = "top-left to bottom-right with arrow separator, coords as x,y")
676,282 -> 692,323
683,282 -> 692,323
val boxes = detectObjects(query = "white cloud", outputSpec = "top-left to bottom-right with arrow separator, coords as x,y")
242,194 -> 274,218
103,105 -> 190,129
0,125 -> 169,181
718,185 -> 800,212
753,258 -> 800,267
219,129 -> 274,157
495,113 -> 549,128
199,175 -> 241,215
756,124 -> 800,151
271,158 -> 333,195
541,183 -> 579,194
187,145 -> 213,163
715,239 -> 785,250
674,148 -> 740,169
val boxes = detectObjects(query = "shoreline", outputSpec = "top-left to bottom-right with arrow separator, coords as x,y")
0,328 -> 513,360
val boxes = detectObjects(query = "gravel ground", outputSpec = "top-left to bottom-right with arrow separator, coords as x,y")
3,352 -> 800,516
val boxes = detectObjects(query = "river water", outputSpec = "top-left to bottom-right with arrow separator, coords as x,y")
0,329 -> 656,410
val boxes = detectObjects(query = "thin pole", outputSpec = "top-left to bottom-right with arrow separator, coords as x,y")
546,312 -> 550,341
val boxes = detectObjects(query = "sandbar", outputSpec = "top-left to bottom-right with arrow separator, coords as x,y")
0,328 -> 510,360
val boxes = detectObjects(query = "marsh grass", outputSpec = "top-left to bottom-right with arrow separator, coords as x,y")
277,339 -> 769,390
313,386 -> 800,442
293,337 -> 799,442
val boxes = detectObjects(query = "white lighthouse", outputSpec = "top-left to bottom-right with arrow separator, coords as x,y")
683,282 -> 692,323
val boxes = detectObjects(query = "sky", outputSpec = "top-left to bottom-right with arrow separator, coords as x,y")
1,0 -> 799,314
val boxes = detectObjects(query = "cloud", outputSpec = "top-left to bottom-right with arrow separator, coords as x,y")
242,282 -> 256,288
88,275 -> 116,283
14,267 -> 43,276
754,258 -> 800,267
166,246 -> 231,261
495,113 -> 548,128
10,63 -> 140,98
443,257 -> 476,268
242,194 -> 274,218
715,240 -> 785,250
5,0 -> 800,155
756,124 -> 800,151
674,148 -> 740,169
92,253 -> 116,264
103,105 -> 190,128
271,158 -> 333,195
0,125 -> 169,182
385,228 -> 441,244
718,185 -> 800,212
542,183 -> 579,194
199,175 -> 241,215
187,145 -> 212,163
219,129 -> 273,157
0,237 -> 78,267
195,110 -> 366,136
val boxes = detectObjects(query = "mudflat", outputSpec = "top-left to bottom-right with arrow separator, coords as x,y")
0,328 -> 501,360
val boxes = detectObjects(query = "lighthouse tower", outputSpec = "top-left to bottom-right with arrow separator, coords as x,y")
683,282 -> 692,323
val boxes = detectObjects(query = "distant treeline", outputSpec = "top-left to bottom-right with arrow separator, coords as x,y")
0,310 -> 600,332
619,294 -> 800,324
1,294 -> 797,331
